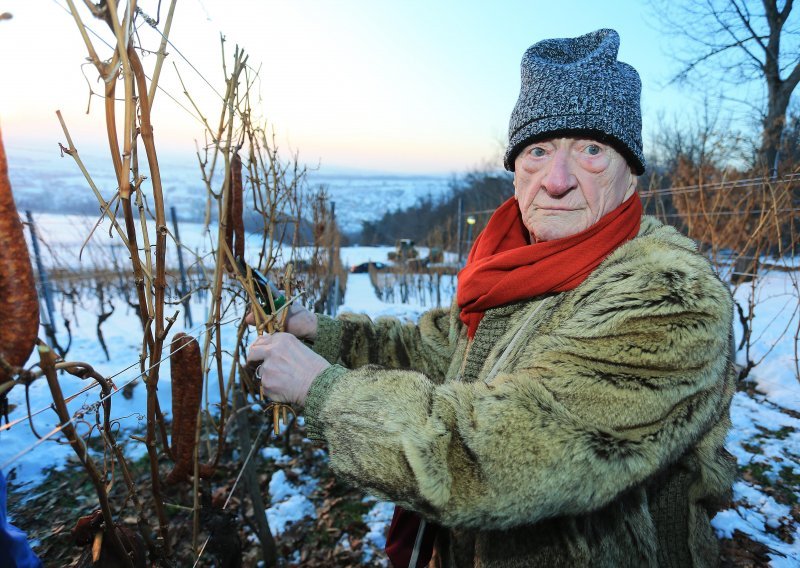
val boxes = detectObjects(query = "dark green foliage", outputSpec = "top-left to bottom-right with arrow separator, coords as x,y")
359,171 -> 514,246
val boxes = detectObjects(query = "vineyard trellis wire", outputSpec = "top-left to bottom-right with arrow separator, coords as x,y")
0,316 -> 239,472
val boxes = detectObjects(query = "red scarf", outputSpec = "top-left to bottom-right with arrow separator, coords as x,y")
458,194 -> 642,338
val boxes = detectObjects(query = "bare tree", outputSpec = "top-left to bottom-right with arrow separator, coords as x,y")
655,0 -> 800,174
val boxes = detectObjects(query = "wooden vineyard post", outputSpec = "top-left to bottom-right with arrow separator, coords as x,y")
170,206 -> 193,328
24,211 -> 57,336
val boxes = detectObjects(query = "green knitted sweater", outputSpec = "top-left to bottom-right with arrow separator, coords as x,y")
303,216 -> 736,567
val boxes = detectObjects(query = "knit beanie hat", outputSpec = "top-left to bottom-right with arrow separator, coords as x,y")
504,28 -> 645,174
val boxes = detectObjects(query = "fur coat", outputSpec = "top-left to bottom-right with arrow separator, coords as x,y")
303,216 -> 736,567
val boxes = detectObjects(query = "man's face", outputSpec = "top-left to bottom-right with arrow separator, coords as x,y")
513,137 -> 636,242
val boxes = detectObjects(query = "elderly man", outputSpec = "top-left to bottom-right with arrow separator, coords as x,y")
248,29 -> 735,567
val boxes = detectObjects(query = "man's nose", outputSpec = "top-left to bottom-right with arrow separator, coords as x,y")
541,149 -> 577,196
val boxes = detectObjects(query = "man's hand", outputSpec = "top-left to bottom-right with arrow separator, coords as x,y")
246,332 -> 330,406
245,301 -> 318,341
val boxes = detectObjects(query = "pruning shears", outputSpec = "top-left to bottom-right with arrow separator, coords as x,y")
235,257 -> 286,315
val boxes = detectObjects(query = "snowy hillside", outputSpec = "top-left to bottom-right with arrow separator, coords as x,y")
6,147 -> 453,235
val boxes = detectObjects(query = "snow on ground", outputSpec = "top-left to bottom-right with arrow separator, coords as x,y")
731,270 -> 800,414
266,469 -> 319,536
1,229 -> 799,564
361,501 -> 395,565
261,446 -> 293,465
340,272 -> 456,321
713,481 -> 800,565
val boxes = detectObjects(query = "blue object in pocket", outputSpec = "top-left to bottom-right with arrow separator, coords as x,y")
0,469 -> 43,568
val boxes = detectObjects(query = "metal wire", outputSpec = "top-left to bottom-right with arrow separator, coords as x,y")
134,7 -> 225,102
654,207 -> 800,218
0,312 -> 231,435
0,316 -> 240,470
640,173 -> 800,197
465,173 -> 800,217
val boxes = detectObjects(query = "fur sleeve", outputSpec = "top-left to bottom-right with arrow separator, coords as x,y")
315,306 -> 456,382
311,233 -> 735,530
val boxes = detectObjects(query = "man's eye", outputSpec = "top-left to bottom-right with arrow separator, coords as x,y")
530,147 -> 546,157
584,144 -> 601,156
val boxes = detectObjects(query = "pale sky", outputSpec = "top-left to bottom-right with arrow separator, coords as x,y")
0,1 -> 721,174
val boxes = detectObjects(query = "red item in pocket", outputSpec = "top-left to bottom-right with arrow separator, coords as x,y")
385,505 -> 438,568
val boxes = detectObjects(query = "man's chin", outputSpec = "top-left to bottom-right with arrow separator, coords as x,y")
528,216 -> 586,242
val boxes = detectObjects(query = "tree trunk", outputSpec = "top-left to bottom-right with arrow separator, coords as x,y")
762,83 -> 793,176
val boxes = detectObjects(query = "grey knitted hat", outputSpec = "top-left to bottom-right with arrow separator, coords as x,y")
504,29 -> 645,174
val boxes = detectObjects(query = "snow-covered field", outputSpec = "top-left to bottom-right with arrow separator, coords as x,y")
1,211 -> 799,565
6,147 -> 453,235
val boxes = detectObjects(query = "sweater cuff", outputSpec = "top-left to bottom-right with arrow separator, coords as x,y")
304,364 -> 349,442
312,314 -> 343,364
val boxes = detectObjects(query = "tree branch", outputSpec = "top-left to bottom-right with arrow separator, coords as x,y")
733,0 -> 769,55
711,1 -> 767,71
674,36 -> 766,83
781,58 -> 800,93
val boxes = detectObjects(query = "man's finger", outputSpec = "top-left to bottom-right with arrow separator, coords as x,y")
246,343 -> 275,364
251,334 -> 275,347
